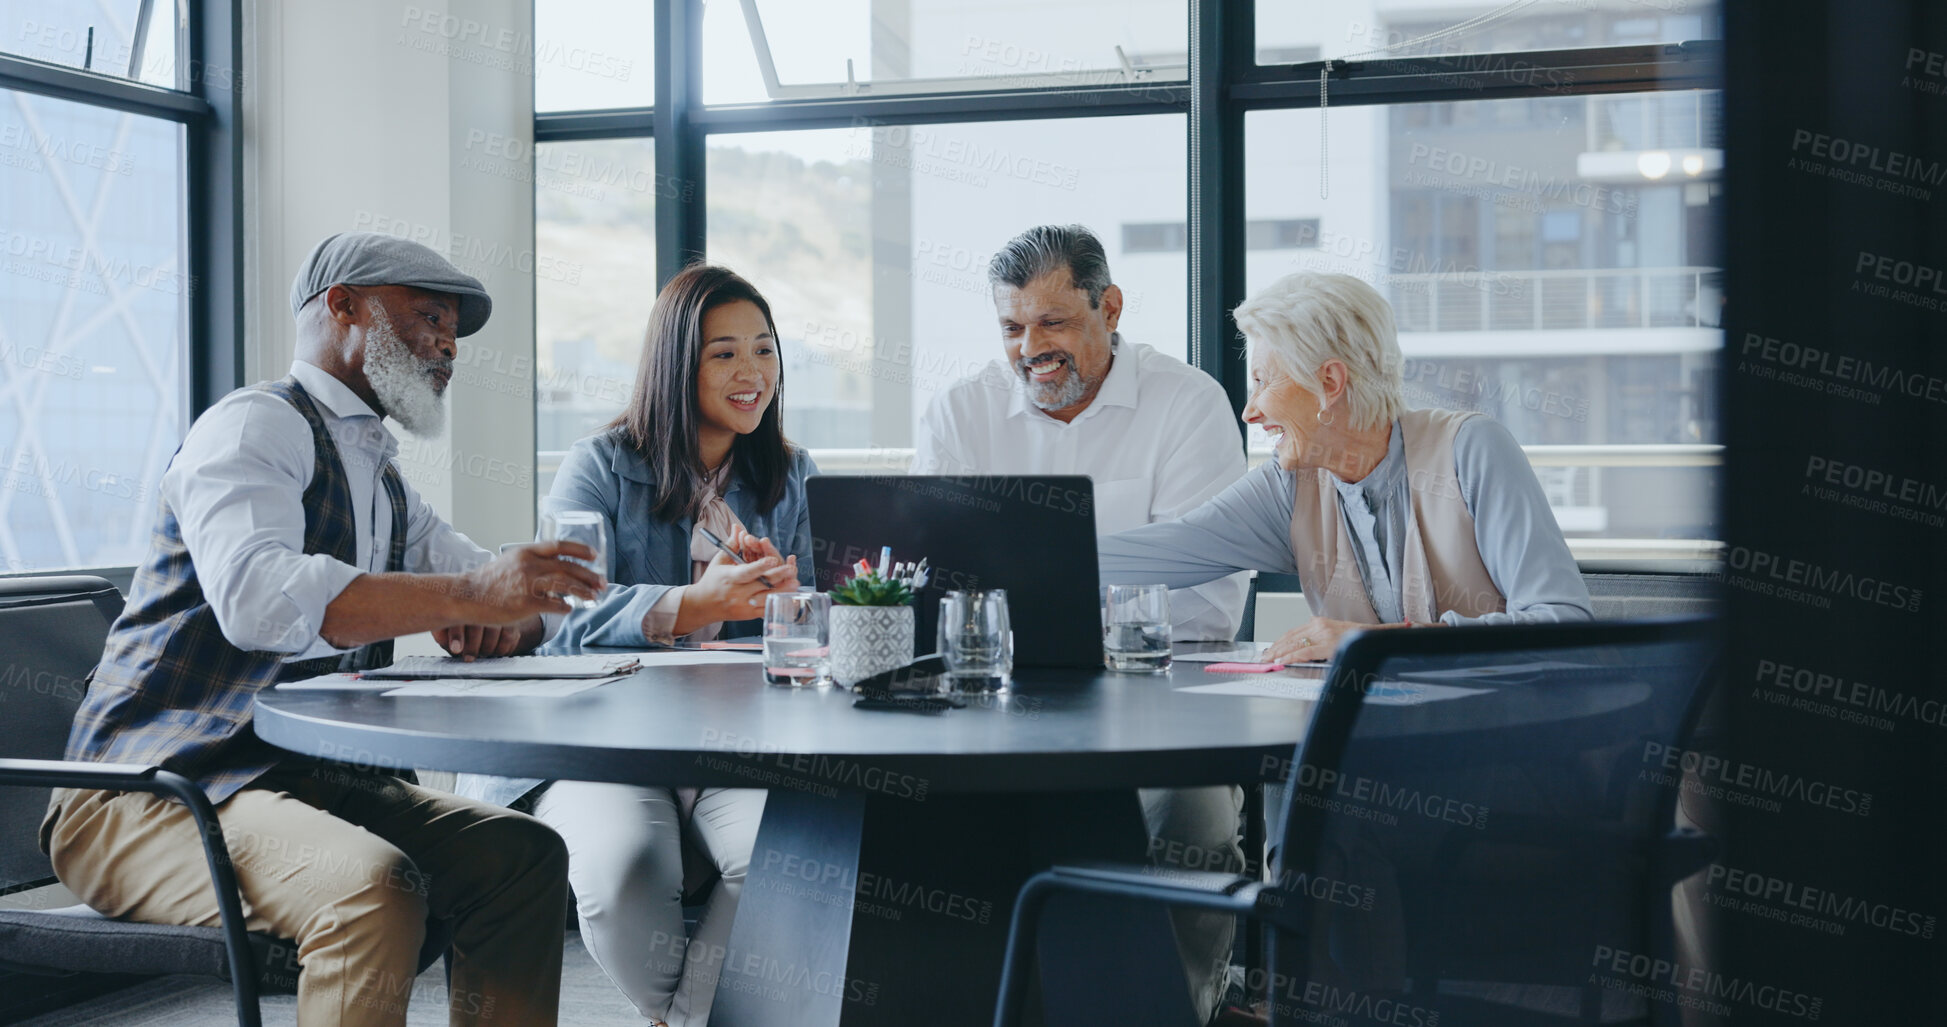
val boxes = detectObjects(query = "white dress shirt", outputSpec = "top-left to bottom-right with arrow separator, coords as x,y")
163,360 -> 493,659
911,339 -> 1250,640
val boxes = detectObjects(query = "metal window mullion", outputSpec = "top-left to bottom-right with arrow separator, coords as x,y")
1189,0 -> 1250,425
535,107 -> 654,143
1234,43 -> 1723,110
187,0 -> 243,415
0,52 -> 208,121
654,0 -> 706,287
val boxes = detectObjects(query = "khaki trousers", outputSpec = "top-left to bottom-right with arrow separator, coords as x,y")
45,762 -> 569,1027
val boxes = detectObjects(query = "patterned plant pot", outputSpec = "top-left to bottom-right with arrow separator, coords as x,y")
829,604 -> 915,687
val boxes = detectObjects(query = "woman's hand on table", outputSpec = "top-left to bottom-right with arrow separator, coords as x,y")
1264,617 -> 1420,664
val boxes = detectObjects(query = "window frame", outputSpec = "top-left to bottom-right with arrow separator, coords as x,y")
0,0 -> 244,586
537,1 -> 1726,554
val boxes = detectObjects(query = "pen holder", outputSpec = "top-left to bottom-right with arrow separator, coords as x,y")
829,604 -> 915,689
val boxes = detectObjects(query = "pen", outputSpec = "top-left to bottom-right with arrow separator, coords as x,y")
697,525 -> 776,588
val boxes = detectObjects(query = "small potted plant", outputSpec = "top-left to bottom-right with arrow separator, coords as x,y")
827,566 -> 916,688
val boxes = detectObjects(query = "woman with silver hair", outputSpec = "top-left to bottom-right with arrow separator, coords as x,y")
1101,271 -> 1591,663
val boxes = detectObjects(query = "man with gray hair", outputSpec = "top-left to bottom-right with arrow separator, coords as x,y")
911,223 -> 1247,1022
42,232 -> 599,1026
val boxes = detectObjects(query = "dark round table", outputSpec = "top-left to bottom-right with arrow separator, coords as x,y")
254,653 -> 1636,1027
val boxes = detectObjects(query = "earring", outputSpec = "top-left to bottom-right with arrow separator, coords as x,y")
1316,406 -> 1336,427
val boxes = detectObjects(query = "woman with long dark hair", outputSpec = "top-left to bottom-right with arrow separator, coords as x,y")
458,264 -> 813,1026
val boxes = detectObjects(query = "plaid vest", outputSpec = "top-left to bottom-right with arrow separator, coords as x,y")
64,376 -> 408,803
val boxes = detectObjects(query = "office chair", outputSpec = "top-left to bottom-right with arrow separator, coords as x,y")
0,575 -> 449,1027
994,618 -> 1720,1027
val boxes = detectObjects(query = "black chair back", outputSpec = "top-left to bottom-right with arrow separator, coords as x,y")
1265,618 -> 1717,1026
0,576 -> 120,894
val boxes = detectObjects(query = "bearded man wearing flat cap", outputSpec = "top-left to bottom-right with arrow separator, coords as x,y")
41,232 -> 598,1026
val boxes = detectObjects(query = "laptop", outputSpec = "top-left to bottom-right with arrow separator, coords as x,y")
806,475 -> 1102,669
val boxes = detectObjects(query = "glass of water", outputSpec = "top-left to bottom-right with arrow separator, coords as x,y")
937,589 -> 1012,692
764,591 -> 831,686
541,510 -> 608,610
1103,584 -> 1171,673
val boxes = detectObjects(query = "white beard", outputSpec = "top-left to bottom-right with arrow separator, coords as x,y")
363,306 -> 449,438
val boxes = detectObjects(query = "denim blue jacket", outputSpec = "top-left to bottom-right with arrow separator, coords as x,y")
542,429 -> 818,648
456,429 -> 818,807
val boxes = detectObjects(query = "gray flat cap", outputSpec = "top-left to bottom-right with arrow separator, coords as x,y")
289,231 -> 492,336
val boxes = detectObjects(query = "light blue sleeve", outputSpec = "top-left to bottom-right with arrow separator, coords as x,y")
541,438 -> 677,650
1099,461 -> 1300,587
787,449 -> 818,586
1442,418 -> 1594,626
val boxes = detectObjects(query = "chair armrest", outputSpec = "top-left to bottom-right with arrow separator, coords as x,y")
1048,861 -> 1259,904
0,757 -> 261,1010
0,757 -> 168,792
994,863 -> 1270,1027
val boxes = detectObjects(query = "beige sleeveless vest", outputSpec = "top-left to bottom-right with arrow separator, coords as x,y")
1287,408 -> 1506,624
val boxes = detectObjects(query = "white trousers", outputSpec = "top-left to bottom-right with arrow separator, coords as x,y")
1142,784 -> 1246,1023
533,783 -> 766,1027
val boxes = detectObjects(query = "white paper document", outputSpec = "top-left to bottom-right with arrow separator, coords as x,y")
359,654 -> 642,680
380,675 -> 630,698
1178,678 -> 1491,704
273,673 -> 397,691
1393,660 -> 1601,681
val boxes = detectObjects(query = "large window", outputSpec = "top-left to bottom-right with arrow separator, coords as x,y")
1,0 -> 181,86
532,0 -> 1723,554
533,0 -> 654,112
1245,92 -> 1723,542
707,116 -> 1186,450
0,0 -> 206,575
1255,1 -> 1721,64
534,136 -> 656,496
702,0 -> 1188,104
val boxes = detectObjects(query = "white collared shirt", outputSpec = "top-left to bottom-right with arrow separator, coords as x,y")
161,360 -> 492,660
911,340 -> 1250,640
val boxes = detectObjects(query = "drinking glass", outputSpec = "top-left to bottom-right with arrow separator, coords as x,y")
540,510 -> 608,610
937,589 -> 1012,692
1103,584 -> 1171,673
764,591 -> 831,686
